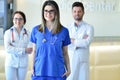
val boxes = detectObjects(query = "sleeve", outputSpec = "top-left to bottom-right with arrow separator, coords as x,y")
30,27 -> 37,44
4,30 -> 25,56
63,28 -> 71,46
74,25 -> 94,48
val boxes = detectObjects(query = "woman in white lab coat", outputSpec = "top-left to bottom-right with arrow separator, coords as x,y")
4,11 -> 32,80
67,2 -> 94,80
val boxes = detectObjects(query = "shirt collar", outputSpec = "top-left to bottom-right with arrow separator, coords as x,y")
74,20 -> 83,27
10,26 -> 25,33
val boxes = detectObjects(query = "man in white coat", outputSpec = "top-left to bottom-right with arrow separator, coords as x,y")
67,2 -> 94,80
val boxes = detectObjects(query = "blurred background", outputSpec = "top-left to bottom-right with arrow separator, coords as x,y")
0,0 -> 120,80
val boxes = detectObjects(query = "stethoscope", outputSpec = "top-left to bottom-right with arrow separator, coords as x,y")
11,28 -> 28,42
42,33 -> 58,45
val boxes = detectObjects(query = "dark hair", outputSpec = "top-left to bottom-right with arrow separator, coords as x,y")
13,11 -> 26,24
39,0 -> 62,34
72,2 -> 84,12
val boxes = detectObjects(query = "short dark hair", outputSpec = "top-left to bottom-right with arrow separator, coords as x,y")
72,2 -> 84,12
13,11 -> 26,24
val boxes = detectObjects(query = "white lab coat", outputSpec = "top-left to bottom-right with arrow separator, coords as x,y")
4,26 -> 32,68
67,21 -> 94,80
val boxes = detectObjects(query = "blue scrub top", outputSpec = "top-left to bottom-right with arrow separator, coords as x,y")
30,25 -> 71,77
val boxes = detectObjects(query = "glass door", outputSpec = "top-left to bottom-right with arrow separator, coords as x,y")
0,0 -> 13,40
0,0 -> 4,40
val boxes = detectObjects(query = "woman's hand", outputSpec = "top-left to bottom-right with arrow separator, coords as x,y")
71,38 -> 75,44
25,48 -> 33,54
62,71 -> 71,77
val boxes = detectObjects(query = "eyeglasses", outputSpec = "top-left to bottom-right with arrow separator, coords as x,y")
44,10 -> 55,14
13,18 -> 23,21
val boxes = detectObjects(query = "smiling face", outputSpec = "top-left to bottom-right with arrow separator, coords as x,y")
13,13 -> 24,28
44,5 -> 56,22
72,6 -> 84,22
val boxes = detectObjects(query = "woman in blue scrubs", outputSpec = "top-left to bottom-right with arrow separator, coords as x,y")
30,0 -> 71,80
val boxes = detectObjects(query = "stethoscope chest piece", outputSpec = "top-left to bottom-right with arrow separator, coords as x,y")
42,38 -> 46,43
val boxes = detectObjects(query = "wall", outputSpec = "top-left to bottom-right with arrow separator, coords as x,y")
14,0 -> 42,31
14,0 -> 120,37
